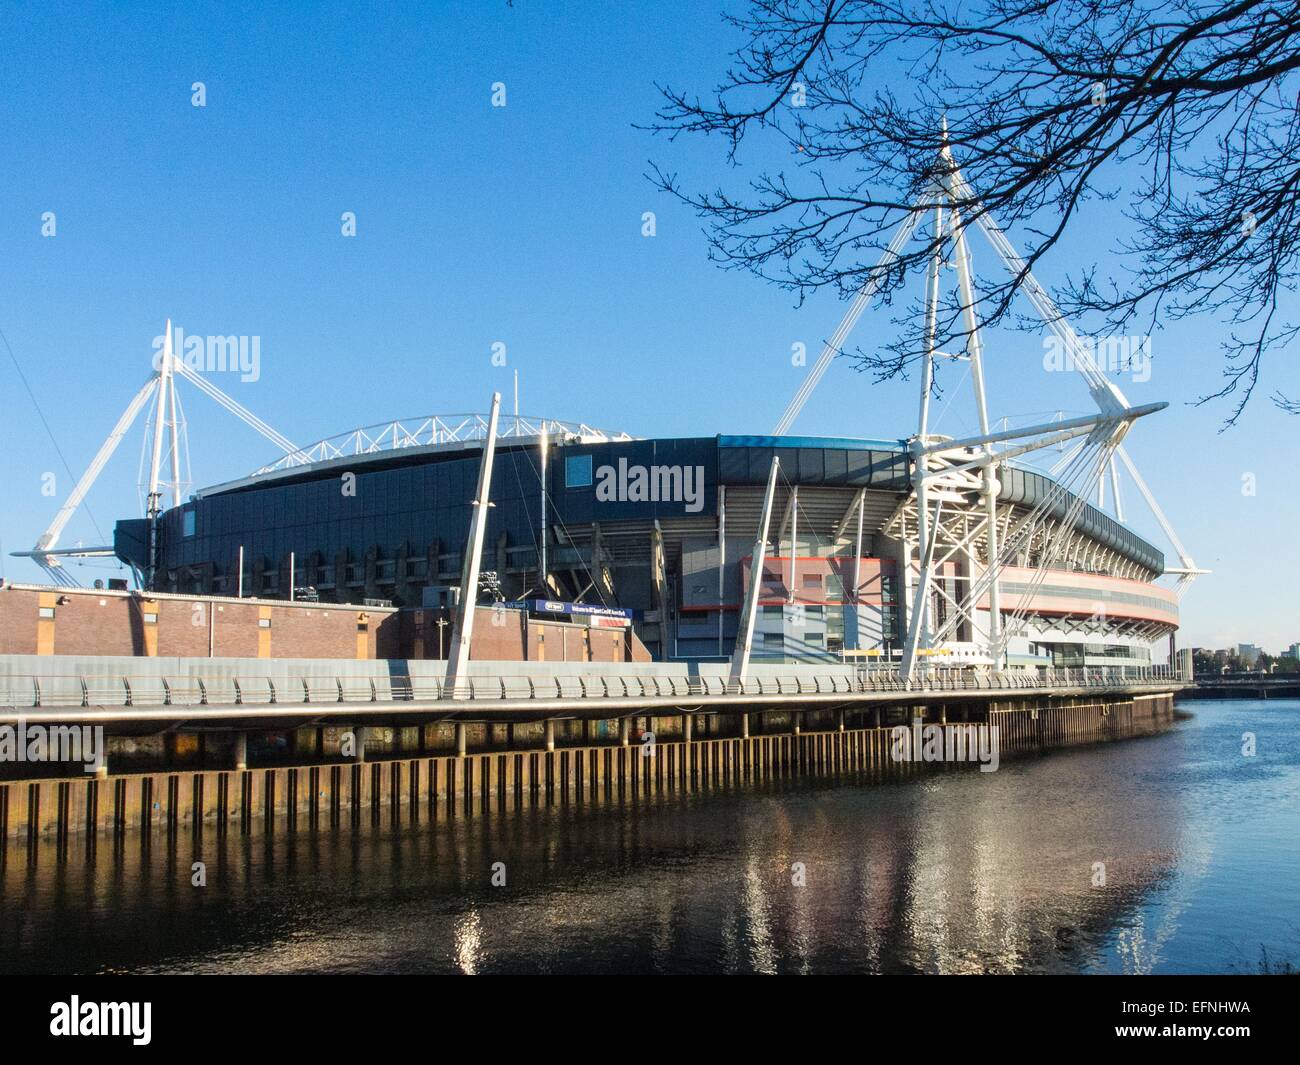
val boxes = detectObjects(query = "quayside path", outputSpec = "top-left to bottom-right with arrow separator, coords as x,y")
0,663 -> 1186,726
0,657 -> 1187,849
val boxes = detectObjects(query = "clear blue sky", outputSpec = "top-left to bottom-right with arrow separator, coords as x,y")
0,1 -> 1294,652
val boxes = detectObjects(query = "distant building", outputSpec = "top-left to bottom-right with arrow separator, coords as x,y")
1284,643 -> 1300,661
1238,643 -> 1263,668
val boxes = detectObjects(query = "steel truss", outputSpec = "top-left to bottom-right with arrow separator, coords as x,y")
772,134 -> 1205,680
13,322 -> 301,586
251,415 -> 633,476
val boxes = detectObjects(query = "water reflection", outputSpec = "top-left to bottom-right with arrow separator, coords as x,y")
2,702 -> 1297,974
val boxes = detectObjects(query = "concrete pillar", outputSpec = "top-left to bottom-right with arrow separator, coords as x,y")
352,726 -> 368,763
836,708 -> 846,732
455,722 -> 467,757
937,706 -> 947,724
791,714 -> 801,736
544,719 -> 555,752
740,712 -> 750,739
233,732 -> 248,771
619,717 -> 630,747
682,713 -> 693,743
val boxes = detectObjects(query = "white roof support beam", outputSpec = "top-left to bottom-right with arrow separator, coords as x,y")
18,318 -> 303,588
769,127 -> 1201,618
31,374 -> 158,558
729,456 -> 780,686
918,403 -> 1165,460
172,358 -> 299,456
833,487 -> 866,541
1114,445 -> 1207,591
445,391 -> 502,698
773,205 -> 924,435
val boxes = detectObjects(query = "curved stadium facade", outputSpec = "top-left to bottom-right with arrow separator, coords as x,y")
114,416 -> 1178,668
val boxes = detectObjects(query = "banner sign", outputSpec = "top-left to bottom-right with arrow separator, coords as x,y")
503,600 -> 635,621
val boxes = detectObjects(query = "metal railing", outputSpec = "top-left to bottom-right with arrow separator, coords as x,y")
0,664 -> 1182,709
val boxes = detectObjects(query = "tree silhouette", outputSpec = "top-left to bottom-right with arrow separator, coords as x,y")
648,0 -> 1300,424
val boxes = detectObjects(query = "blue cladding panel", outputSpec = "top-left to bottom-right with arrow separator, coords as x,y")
565,454 -> 593,487
718,441 -> 911,489
133,433 -> 1161,588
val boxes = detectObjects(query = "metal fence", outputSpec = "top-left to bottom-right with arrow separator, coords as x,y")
0,664 -> 1182,708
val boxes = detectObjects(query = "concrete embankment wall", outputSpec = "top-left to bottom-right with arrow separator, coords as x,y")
0,692 -> 1174,850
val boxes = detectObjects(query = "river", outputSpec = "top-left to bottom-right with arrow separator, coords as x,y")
2,700 -> 1296,974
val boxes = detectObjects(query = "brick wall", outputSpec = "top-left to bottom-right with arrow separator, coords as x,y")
0,584 -> 399,660
395,605 -> 651,662
0,584 -> 656,664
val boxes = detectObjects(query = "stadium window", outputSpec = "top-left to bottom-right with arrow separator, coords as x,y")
143,612 -> 158,624
762,633 -> 784,650
38,606 -> 55,619
182,509 -> 196,537
565,454 -> 593,488
762,605 -> 783,618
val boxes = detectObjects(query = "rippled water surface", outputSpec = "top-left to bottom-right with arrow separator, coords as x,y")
2,701 -> 1297,974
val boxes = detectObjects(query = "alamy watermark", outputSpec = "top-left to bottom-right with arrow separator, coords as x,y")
50,997 -> 151,1045
1042,334 -> 1151,383
889,722 -> 1000,772
152,325 -> 260,382
0,719 -> 105,773
595,459 -> 705,513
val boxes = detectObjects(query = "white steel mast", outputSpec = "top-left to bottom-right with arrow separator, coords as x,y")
445,391 -> 502,698
15,320 -> 301,587
771,131 -> 1200,678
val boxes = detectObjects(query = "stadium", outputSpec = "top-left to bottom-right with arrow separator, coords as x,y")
111,412 -> 1179,670
23,156 -> 1197,678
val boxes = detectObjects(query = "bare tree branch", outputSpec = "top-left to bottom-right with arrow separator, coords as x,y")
645,0 -> 1300,426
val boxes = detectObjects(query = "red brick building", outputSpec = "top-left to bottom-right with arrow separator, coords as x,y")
0,582 -> 650,663
0,582 -> 399,660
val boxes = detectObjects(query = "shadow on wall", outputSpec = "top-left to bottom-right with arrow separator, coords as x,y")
126,597 -> 148,656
